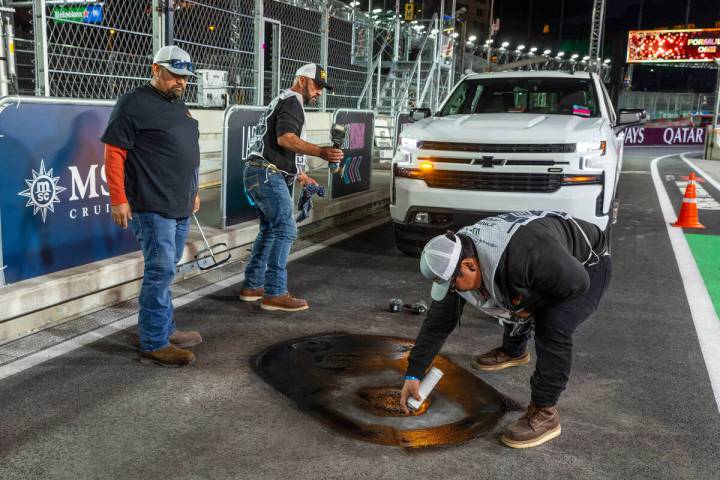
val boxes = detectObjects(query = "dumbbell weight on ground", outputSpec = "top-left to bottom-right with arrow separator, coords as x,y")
388,299 -> 428,315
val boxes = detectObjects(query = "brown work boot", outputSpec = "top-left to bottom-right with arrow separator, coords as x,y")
140,344 -> 196,368
130,330 -> 202,349
169,330 -> 203,348
501,405 -> 561,449
239,286 -> 264,302
261,293 -> 309,312
473,347 -> 531,372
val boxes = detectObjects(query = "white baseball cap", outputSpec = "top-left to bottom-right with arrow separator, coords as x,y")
153,46 -> 197,77
419,233 -> 463,301
295,63 -> 333,90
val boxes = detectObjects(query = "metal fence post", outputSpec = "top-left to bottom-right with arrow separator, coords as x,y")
254,0 -> 264,106
164,0 -> 174,46
32,0 -> 48,96
151,0 -> 164,55
319,1 -> 330,112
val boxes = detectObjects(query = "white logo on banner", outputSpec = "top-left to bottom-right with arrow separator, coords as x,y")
18,159 -> 66,223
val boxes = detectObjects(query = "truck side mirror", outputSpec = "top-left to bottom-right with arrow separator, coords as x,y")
616,108 -> 647,128
410,108 -> 432,122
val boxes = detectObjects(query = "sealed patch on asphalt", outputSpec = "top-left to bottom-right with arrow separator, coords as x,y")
251,333 -> 519,448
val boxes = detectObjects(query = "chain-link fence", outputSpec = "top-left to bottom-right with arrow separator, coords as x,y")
13,0 -> 457,114
618,91 -> 717,120
264,0 -> 322,107
45,0 -> 153,99
174,0 -> 255,106
327,15 -> 368,110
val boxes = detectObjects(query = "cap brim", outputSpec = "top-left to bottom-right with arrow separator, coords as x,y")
319,80 -> 333,91
431,281 -> 451,301
165,66 -> 197,78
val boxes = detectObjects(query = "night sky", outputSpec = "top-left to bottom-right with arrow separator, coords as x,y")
490,0 -> 720,93
352,0 -> 720,93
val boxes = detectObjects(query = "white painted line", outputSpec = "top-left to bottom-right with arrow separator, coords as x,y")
680,153 -> 720,194
0,217 -> 389,381
651,152 -> 720,413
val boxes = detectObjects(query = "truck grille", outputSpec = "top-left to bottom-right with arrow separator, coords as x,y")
419,141 -> 575,154
424,171 -> 563,193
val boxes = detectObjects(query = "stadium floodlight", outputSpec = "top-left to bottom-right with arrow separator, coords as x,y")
468,35 -> 477,42
603,58 -> 611,64
485,39 -> 493,45
349,1 -> 360,6
501,41 -> 510,48
543,49 -> 552,55
517,45 -> 525,51
530,47 -> 538,53
557,51 -> 565,57
571,53 -> 579,60
582,55 -> 590,61
372,8 -> 382,13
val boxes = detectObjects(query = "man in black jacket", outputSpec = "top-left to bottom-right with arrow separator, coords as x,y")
399,211 -> 612,448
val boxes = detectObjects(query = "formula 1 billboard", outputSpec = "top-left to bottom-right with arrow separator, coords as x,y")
627,28 -> 720,63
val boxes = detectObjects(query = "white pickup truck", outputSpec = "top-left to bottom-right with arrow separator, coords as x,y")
391,70 -> 645,254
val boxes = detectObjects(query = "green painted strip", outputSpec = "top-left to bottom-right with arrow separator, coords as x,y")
686,233 -> 720,318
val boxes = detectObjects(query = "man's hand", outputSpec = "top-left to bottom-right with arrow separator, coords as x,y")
514,309 -> 533,319
111,203 -> 132,229
400,379 -> 421,415
297,173 -> 318,187
319,147 -> 343,164
193,193 -> 200,213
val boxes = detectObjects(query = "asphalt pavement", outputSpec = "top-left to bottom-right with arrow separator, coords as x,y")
1,146 -> 719,479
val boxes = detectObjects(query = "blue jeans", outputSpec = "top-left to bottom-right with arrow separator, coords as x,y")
129,212 -> 189,352
242,164 -> 297,297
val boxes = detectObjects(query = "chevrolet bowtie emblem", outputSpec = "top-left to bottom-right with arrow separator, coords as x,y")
480,156 -> 495,168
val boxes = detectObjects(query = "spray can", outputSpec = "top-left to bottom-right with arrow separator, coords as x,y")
407,367 -> 444,411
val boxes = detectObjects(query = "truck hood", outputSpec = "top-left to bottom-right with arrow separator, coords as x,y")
403,114 -> 605,144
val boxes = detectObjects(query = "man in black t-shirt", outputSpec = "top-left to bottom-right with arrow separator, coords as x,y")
101,46 -> 202,367
238,64 -> 343,311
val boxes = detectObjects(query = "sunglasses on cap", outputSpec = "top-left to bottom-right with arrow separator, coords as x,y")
158,59 -> 195,73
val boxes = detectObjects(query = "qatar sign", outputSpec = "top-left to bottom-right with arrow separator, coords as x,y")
624,127 -> 706,146
627,28 -> 720,63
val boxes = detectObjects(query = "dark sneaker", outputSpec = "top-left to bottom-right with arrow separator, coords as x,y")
140,344 -> 196,368
261,293 -> 309,312
501,405 -> 561,449
130,330 -> 202,349
473,347 -> 530,372
239,287 -> 264,302
169,330 -> 203,348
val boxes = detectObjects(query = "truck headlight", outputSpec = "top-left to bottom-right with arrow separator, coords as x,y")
400,137 -> 420,149
575,140 -> 607,155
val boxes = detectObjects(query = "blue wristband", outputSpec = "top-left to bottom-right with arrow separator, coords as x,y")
404,375 -> 420,381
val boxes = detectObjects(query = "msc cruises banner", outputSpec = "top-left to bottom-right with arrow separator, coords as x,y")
624,126 -> 706,146
0,100 -> 137,284
330,109 -> 374,199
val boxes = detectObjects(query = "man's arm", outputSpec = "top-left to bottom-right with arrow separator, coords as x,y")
277,132 -> 343,164
400,292 -> 464,414
406,292 -> 465,378
104,144 -> 132,229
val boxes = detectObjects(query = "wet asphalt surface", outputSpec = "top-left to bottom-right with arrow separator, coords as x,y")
1,147 -> 719,479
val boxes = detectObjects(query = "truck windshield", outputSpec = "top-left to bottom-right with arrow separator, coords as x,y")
438,77 -> 600,118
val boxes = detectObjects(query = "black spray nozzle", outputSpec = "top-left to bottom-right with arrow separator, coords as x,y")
330,123 -> 346,149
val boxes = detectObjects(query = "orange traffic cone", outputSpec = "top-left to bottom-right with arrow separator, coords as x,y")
672,172 -> 705,229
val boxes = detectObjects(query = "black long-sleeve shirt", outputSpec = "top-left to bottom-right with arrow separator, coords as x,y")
406,216 -> 608,378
